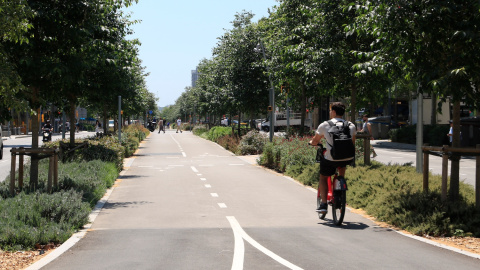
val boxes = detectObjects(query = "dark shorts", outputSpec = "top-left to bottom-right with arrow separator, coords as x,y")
320,158 -> 354,176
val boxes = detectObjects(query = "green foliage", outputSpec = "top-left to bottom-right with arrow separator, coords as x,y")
0,190 -> 90,250
0,159 -> 118,250
237,130 -> 268,155
192,124 -> 209,136
258,136 -> 364,172
1,160 -> 118,207
217,135 -> 240,153
346,161 -> 480,237
43,125 -> 147,171
258,137 -> 317,172
207,126 -> 233,141
0,124 -> 146,250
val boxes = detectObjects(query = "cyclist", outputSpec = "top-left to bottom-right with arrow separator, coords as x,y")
309,102 -> 356,214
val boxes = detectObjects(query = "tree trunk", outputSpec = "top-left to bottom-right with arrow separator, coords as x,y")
449,100 -> 461,201
431,94 -> 437,125
29,87 -> 41,190
350,85 -> 357,122
103,106 -> 108,134
300,81 -> 307,135
69,101 -> 76,146
237,112 -> 241,135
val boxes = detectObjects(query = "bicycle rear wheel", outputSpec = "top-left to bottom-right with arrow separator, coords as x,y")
317,195 -> 326,220
332,190 -> 346,226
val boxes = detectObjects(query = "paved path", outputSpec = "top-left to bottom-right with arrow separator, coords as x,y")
25,131 -> 480,269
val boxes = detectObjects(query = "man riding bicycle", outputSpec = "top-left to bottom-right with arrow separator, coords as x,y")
309,102 -> 356,214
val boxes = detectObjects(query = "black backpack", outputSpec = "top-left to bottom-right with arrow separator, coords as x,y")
326,120 -> 355,160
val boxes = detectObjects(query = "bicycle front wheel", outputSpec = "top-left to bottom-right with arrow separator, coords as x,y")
332,190 -> 346,226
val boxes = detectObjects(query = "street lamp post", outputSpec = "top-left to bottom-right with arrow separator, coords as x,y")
255,40 -> 275,142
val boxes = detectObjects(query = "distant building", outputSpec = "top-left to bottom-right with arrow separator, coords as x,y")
191,68 -> 199,87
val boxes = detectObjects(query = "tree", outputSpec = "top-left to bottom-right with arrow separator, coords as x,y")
0,0 -> 32,119
355,0 -> 480,201
213,11 -> 269,132
3,0 -> 140,189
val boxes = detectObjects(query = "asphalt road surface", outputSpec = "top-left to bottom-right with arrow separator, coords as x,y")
33,130 -> 479,269
372,141 -> 477,189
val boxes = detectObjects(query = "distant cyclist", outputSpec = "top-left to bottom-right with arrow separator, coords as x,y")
309,102 -> 356,214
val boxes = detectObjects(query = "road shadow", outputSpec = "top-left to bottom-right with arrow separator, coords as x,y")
118,174 -> 142,179
103,200 -> 153,210
318,219 -> 369,230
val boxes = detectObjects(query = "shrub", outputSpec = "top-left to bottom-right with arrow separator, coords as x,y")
207,126 -> 232,142
0,159 -> 118,206
0,190 -> 90,250
257,137 -> 316,172
43,135 -> 125,171
192,124 -> 209,136
237,130 -> 268,155
217,135 -> 240,153
79,137 -> 125,171
346,161 -> 480,237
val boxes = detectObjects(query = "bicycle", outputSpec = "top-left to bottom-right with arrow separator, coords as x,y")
313,145 -> 348,226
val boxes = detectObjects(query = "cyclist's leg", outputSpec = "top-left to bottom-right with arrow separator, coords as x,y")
318,159 -> 336,203
318,175 -> 329,203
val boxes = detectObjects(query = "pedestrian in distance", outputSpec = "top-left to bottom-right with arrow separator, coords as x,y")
447,120 -> 463,146
158,118 -> 165,134
309,102 -> 357,214
176,118 -> 182,133
360,114 -> 377,158
95,120 -> 102,133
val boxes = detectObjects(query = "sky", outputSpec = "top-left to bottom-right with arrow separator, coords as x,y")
125,0 -> 278,108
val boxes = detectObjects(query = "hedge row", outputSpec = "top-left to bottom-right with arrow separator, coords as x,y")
0,124 -> 149,250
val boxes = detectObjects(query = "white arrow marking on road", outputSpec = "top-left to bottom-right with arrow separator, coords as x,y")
226,216 -> 303,270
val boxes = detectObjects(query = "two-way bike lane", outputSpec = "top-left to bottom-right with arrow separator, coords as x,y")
36,130 -> 479,269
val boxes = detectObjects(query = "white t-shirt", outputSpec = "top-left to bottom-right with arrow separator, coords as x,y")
177,119 -> 181,126
315,118 -> 357,161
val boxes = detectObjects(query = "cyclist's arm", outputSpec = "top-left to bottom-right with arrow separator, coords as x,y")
309,133 -> 324,146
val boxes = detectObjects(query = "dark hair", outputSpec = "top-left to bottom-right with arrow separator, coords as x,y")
363,114 -> 369,118
331,102 -> 346,116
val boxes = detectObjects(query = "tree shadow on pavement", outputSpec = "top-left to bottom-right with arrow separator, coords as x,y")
103,200 -> 153,210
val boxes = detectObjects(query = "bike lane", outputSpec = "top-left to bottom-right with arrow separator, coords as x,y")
33,131 -> 479,269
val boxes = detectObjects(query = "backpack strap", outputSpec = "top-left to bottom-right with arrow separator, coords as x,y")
327,120 -> 347,127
